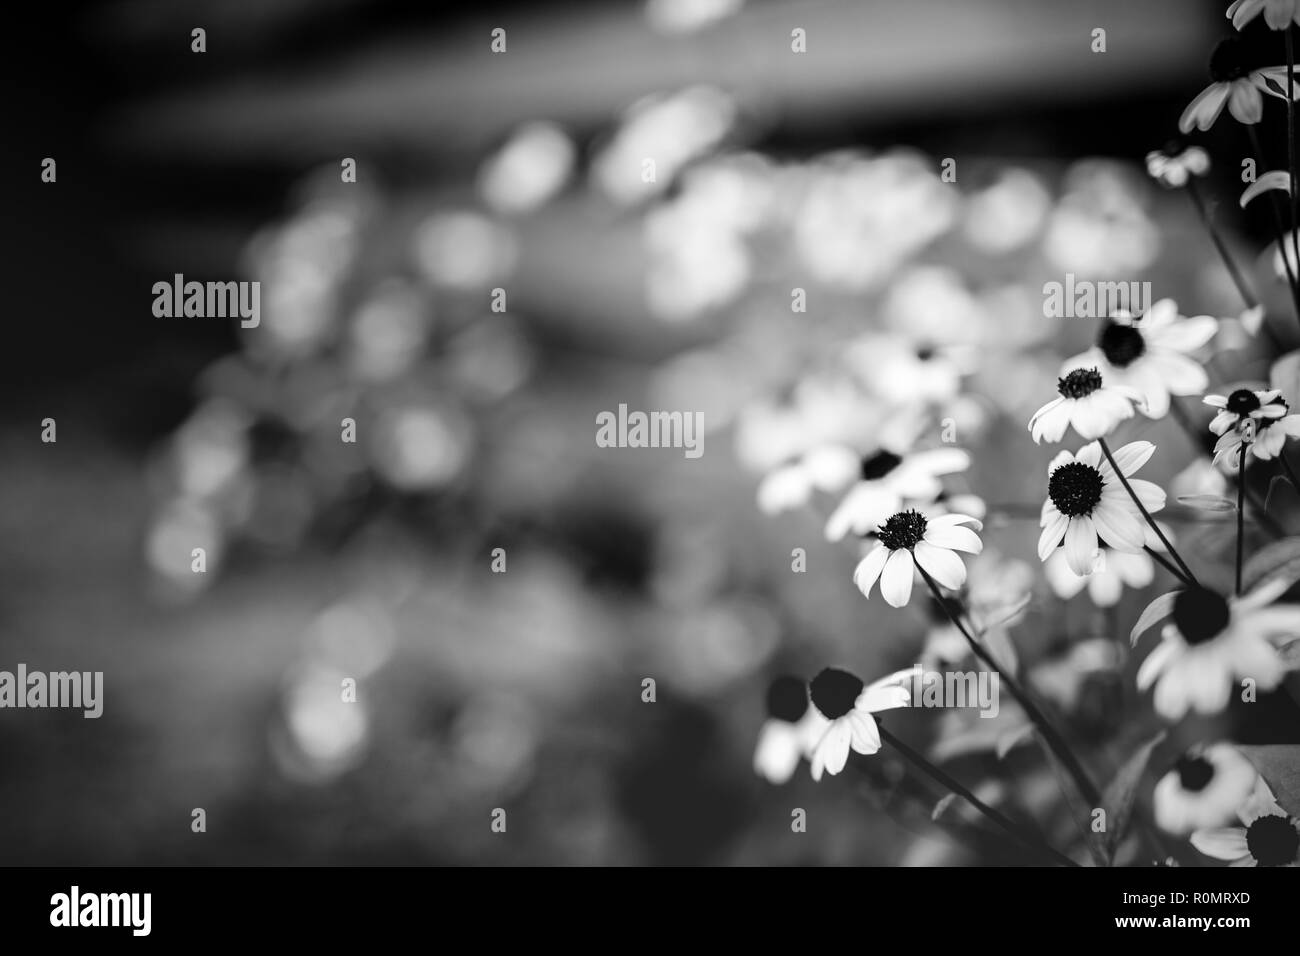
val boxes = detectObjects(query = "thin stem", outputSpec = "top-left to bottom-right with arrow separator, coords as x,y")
1287,29 -> 1299,289
1144,544 -> 1191,586
1097,438 -> 1199,586
915,565 -> 1101,806
1237,444 -> 1247,596
1247,124 -> 1300,326
1186,178 -> 1258,309
876,725 -> 1079,867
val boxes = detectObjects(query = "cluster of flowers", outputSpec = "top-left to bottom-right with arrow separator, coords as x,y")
749,2 -> 1300,867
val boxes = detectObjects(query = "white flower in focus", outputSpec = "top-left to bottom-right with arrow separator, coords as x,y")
1209,390 -> 1300,464
853,510 -> 983,608
1136,582 -> 1300,720
1190,777 -> 1300,866
1227,0 -> 1300,30
1179,38 -> 1300,132
1063,300 -> 1217,419
1029,366 -> 1143,443
806,666 -> 919,780
1038,441 -> 1166,575
1154,744 -> 1259,836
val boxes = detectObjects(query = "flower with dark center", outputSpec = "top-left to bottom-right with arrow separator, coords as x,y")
766,676 -> 809,723
1181,37 -> 1294,132
1176,755 -> 1215,792
1226,389 -> 1262,416
1246,815 -> 1300,866
1172,588 -> 1232,645
1038,440 -> 1162,576
1058,367 -> 1103,400
1098,320 -> 1146,368
1209,389 -> 1300,464
876,509 -> 928,551
1229,0 -> 1300,31
1047,461 -> 1105,517
859,450 -> 902,482
809,668 -> 864,720
1155,743 -> 1261,835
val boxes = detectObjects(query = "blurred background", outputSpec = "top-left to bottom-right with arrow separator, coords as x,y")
3,0 -> 1297,865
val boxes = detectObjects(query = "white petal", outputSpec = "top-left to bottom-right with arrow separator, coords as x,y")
847,710 -> 882,755
1109,440 -> 1156,476
810,720 -> 852,780
913,540 -> 968,590
923,524 -> 982,553
1038,511 -> 1069,561
880,549 -> 916,608
1064,517 -> 1101,575
852,544 -> 891,600
1190,827 -> 1251,861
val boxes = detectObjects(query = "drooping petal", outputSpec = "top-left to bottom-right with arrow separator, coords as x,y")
913,540 -> 968,590
923,523 -> 982,553
847,710 -> 882,755
1064,516 -> 1101,575
1038,511 -> 1069,561
1091,499 -> 1148,551
879,549 -> 916,608
852,544 -> 891,600
1179,83 -> 1230,133
810,720 -> 852,781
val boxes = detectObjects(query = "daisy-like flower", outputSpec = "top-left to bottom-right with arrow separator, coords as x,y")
756,443 -> 860,515
1063,301 -> 1217,419
853,510 -> 983,608
1154,744 -> 1259,836
824,447 -> 970,541
1044,544 -> 1155,607
1190,777 -> 1300,866
1038,441 -> 1166,575
1136,581 -> 1300,720
1179,37 -> 1299,133
1029,367 -> 1144,443
806,665 -> 918,780
1228,0 -> 1300,30
1145,139 -> 1210,188
1209,390 -> 1300,464
752,675 -> 830,784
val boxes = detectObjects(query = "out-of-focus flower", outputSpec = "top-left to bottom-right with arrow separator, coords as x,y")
145,499 -> 223,595
1146,140 -> 1211,188
794,151 -> 958,292
1038,441 -> 1165,575
845,332 -> 968,407
1137,582 -> 1299,720
1044,546 -> 1154,607
807,666 -> 919,780
272,660 -> 370,784
1228,0 -> 1300,31
478,122 -> 575,215
592,86 -> 737,205
753,676 -> 829,784
1029,367 -> 1143,443
1209,390 -> 1300,464
853,511 -> 983,607
346,280 -> 431,383
756,443 -> 859,515
370,402 -> 472,491
413,211 -> 517,290
1179,38 -> 1299,132
644,198 -> 750,321
824,447 -> 970,541
1154,744 -> 1258,835
1043,162 -> 1160,274
734,376 -> 884,474
171,399 -> 251,499
645,0 -> 744,34
1029,638 -> 1121,715
962,168 -> 1051,253
1063,300 -> 1217,419
1190,778 -> 1300,866
1172,457 -> 1231,499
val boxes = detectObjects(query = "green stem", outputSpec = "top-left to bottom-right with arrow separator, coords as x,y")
1144,544 -> 1191,586
1097,438 -> 1199,586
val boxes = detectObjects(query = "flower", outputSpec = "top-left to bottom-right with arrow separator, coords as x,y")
1145,140 -> 1211,188
1208,390 -> 1300,464
1227,0 -> 1300,30
1154,744 -> 1259,835
853,510 -> 983,608
756,443 -> 860,515
807,666 -> 919,780
1179,38 -> 1298,132
1063,300 -> 1217,419
1136,581 -> 1300,720
1028,366 -> 1143,443
845,332 -> 966,406
1038,441 -> 1166,575
1044,545 -> 1155,607
824,447 -> 970,541
753,675 -> 830,784
1190,778 -> 1300,866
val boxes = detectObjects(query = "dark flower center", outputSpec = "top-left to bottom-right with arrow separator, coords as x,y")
1226,389 -> 1261,416
809,667 -> 865,720
1246,814 -> 1300,866
1175,755 -> 1215,792
766,675 -> 809,723
860,450 -> 902,482
1047,461 -> 1105,517
1058,367 -> 1104,400
916,346 -> 936,361
1172,588 -> 1231,645
1209,37 -> 1252,83
1161,137 -> 1189,159
877,509 -> 928,551
1098,321 -> 1146,368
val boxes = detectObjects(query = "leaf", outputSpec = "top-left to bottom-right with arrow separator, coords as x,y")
979,593 -> 1032,632
1240,170 -> 1292,208
1098,731 -> 1166,866
1130,590 -> 1181,647
1176,494 -> 1236,512
1237,745 -> 1300,819
1265,474 -> 1295,512
995,722 -> 1035,761
1240,535 -> 1300,594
